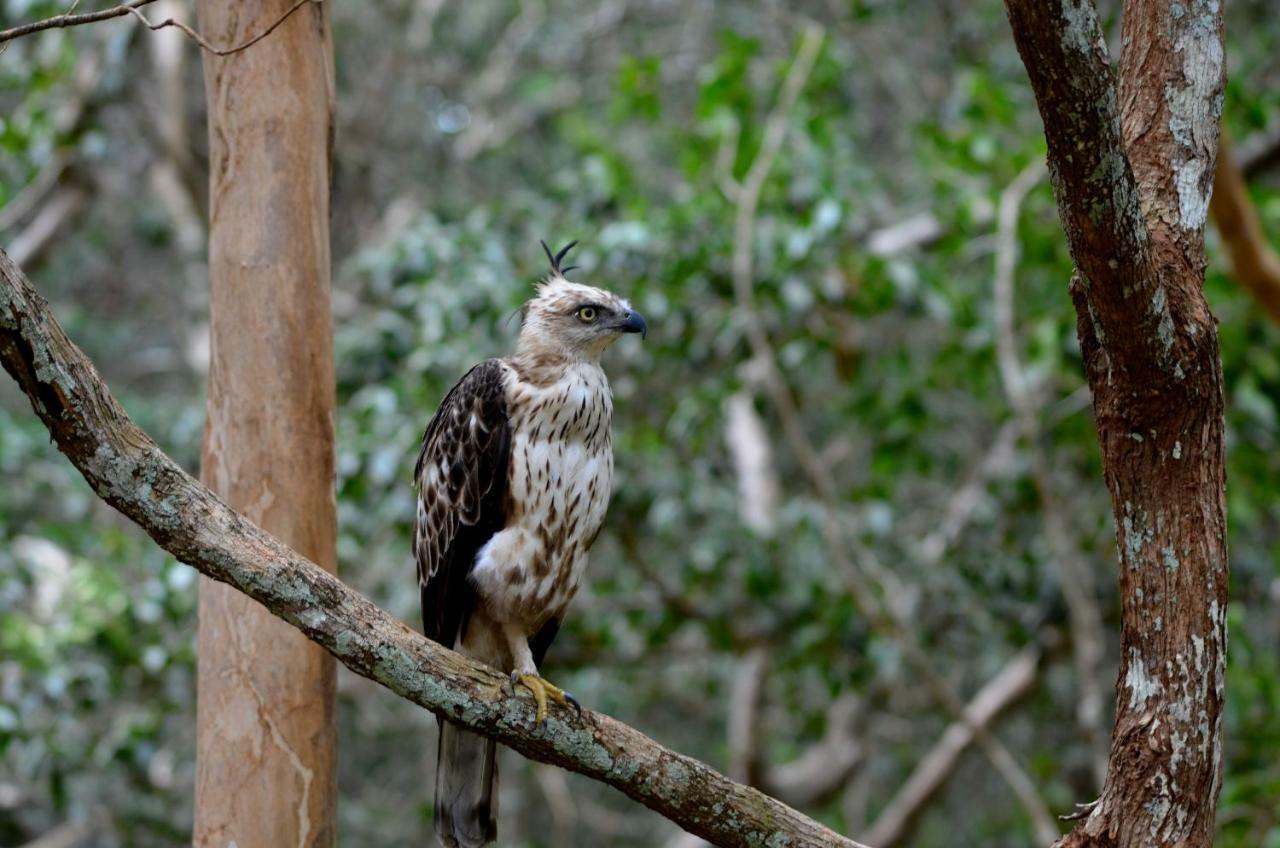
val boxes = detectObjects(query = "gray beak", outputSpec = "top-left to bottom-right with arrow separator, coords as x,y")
618,309 -> 648,340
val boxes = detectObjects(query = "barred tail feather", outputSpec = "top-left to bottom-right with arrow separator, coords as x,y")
434,719 -> 498,848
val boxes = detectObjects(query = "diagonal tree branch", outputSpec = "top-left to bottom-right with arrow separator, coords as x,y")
0,248 -> 869,848
863,645 -> 1041,848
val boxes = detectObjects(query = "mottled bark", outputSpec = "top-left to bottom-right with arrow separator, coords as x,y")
0,250 -> 868,848
1003,1 -> 1228,846
192,2 -> 338,846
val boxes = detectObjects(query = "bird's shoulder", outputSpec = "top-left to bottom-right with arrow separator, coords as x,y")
414,359 -> 513,481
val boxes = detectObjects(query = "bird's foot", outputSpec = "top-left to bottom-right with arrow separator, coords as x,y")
511,671 -> 581,723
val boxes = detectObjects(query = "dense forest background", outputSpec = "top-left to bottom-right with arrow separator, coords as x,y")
1,1 -> 1278,845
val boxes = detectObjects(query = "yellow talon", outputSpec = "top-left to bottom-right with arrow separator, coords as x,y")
512,672 -> 579,723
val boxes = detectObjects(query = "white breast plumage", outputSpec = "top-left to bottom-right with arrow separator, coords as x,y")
468,361 -> 613,630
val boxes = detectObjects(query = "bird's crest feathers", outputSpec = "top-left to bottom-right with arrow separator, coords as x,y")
540,239 -> 579,278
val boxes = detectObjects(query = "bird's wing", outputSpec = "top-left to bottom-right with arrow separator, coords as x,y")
414,359 -> 512,649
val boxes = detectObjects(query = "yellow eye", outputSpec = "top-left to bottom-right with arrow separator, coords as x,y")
576,306 -> 598,323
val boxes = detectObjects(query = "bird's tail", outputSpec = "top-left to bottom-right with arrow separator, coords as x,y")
434,718 -> 498,848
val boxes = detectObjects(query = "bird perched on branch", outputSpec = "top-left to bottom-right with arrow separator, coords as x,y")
414,241 -> 647,848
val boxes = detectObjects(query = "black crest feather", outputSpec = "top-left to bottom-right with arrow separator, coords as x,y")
540,240 -> 578,277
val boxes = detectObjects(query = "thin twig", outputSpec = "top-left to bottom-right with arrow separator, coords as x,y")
123,0 -> 320,57
0,0 -> 156,44
1,0 -> 318,55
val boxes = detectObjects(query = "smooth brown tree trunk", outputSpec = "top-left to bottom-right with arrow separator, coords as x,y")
192,3 -> 337,846
1004,0 -> 1228,846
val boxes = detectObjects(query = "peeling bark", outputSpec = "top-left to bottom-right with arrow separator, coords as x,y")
1003,1 -> 1228,846
0,249 -> 867,848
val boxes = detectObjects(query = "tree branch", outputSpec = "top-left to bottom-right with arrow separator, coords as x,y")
864,646 -> 1041,848
0,248 -> 870,848
1237,119 -> 1280,179
125,0 -> 319,56
759,693 -> 864,807
0,0 -> 156,44
0,0 -> 319,57
6,188 -> 86,268
1211,129 -> 1280,325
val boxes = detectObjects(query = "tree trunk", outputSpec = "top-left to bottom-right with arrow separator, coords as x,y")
192,3 -> 337,846
1003,1 -> 1228,845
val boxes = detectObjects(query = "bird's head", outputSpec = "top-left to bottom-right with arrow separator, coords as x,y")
516,241 -> 647,362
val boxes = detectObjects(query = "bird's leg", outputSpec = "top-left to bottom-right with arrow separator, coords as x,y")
505,626 -> 580,723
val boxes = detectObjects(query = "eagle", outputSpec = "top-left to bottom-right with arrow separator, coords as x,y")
414,241 -> 647,847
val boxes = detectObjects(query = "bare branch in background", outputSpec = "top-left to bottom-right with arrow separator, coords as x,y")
533,765 -> 578,847
406,0 -> 448,51
0,154 -> 69,235
864,646 -> 1041,847
1211,130 -> 1280,325
6,188 -> 86,268
455,81 -> 582,161
144,0 -> 205,254
724,22 -> 1059,845
1,39 -> 105,263
724,390 -> 780,536
452,0 -> 630,161
1237,118 -> 1280,179
865,202 -> 997,258
0,249 -> 872,848
992,160 -> 1108,787
760,693 -> 864,807
16,818 -> 94,848
915,420 -> 1017,567
727,645 -> 770,786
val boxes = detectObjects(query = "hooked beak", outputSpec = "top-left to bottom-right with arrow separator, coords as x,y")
617,309 -> 648,340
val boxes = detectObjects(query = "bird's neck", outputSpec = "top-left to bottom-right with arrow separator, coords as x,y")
513,334 -> 603,366
507,347 -> 606,389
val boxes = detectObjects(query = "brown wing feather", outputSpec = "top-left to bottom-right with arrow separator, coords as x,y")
414,359 -> 511,649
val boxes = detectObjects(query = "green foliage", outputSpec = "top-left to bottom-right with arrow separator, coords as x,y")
2,0 -> 1280,845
